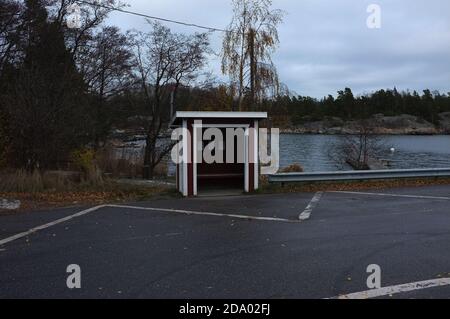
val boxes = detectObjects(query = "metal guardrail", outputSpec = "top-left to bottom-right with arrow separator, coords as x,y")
268,168 -> 450,184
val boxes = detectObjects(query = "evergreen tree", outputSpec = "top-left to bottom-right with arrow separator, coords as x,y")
3,0 -> 92,169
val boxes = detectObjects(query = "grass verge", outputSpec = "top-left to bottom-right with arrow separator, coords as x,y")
0,181 -> 178,213
258,177 -> 450,194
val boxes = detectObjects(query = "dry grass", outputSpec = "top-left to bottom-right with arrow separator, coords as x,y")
258,177 -> 450,194
97,144 -> 168,179
0,181 -> 176,212
0,169 -> 74,193
0,167 -> 175,212
0,168 -> 110,193
0,143 -> 173,212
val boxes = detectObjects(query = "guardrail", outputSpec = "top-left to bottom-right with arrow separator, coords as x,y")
268,168 -> 450,184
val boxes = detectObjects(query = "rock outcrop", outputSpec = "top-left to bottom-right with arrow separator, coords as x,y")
283,114 -> 447,135
439,112 -> 450,133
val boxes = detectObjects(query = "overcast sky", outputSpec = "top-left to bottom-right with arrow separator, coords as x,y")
107,0 -> 450,98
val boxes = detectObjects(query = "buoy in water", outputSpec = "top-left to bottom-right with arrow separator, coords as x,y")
390,148 -> 396,153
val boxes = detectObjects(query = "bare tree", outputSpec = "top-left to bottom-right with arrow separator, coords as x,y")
171,31 -> 210,113
0,0 -> 126,75
77,26 -> 135,147
0,0 -> 22,73
330,120 -> 385,170
37,0 -> 126,70
222,0 -> 284,110
132,22 -> 209,179
79,27 -> 134,96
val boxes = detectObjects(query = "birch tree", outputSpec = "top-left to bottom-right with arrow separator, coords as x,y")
222,0 -> 284,110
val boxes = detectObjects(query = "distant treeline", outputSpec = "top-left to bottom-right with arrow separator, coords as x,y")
264,88 -> 450,126
172,86 -> 450,128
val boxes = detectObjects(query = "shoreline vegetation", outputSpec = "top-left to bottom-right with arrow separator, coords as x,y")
3,176 -> 450,213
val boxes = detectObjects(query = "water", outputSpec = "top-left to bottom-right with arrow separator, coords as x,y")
128,134 -> 450,174
280,134 -> 450,172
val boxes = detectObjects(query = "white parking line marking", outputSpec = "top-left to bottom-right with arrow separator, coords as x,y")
0,205 -> 107,247
330,191 -> 450,201
108,205 -> 299,224
330,277 -> 450,299
0,204 -> 300,247
299,192 -> 324,221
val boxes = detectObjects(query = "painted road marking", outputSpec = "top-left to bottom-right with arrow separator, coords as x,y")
0,204 -> 300,247
108,205 -> 299,224
330,277 -> 450,299
330,191 -> 450,201
299,192 -> 324,221
0,205 -> 107,247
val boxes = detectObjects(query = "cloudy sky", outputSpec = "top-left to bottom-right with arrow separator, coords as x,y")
108,0 -> 450,98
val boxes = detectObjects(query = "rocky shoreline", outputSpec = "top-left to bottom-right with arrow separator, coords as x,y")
282,113 -> 450,135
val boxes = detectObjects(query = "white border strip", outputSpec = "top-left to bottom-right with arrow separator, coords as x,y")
330,277 -> 450,299
254,120 -> 259,190
299,192 -> 324,221
244,128 -> 249,193
173,111 -> 267,120
193,121 -> 199,196
182,119 -> 188,197
108,205 -> 298,223
330,191 -> 450,201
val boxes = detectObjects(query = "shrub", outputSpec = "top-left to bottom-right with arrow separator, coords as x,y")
70,148 -> 103,186
71,148 -> 95,172
280,164 -> 304,173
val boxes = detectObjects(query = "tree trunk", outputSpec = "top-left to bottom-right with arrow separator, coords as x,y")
248,28 -> 256,108
143,135 -> 155,180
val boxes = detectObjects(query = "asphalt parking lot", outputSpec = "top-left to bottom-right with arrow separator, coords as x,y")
1,185 -> 450,299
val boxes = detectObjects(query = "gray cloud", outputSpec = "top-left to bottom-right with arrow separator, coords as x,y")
108,0 -> 450,98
